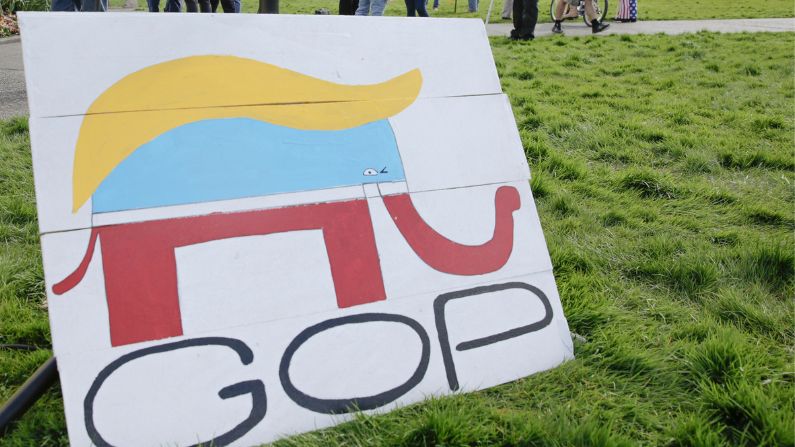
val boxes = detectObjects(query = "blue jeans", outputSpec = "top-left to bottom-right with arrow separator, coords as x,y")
147,0 -> 181,11
355,0 -> 387,15
468,0 -> 477,11
52,0 -> 107,11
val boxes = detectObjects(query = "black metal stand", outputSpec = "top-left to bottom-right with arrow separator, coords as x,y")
0,357 -> 58,434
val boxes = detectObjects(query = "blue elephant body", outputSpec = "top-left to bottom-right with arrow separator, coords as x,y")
92,118 -> 406,213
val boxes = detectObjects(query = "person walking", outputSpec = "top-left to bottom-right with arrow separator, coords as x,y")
355,0 -> 388,15
510,0 -> 537,40
405,0 -> 428,15
552,0 -> 609,33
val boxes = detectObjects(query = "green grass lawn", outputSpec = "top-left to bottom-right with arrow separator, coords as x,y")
1,31 -> 794,446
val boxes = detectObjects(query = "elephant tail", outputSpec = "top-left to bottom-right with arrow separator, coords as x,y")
52,228 -> 100,295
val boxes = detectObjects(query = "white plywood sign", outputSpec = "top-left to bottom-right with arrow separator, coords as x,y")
19,12 -> 573,446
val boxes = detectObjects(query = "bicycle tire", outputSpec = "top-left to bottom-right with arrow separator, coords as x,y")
583,0 -> 608,26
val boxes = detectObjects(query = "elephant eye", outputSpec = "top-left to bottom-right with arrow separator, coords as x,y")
363,168 -> 378,176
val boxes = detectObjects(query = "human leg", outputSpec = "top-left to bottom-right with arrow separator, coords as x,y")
164,0 -> 181,11
553,0 -> 565,19
340,0 -> 359,14
615,0 -> 628,20
562,3 -> 577,18
501,0 -> 512,19
585,0 -> 609,32
552,0 -> 565,32
522,0 -> 537,37
512,0 -> 536,39
468,0 -> 477,12
370,0 -> 387,15
220,0 -> 234,12
80,0 -> 107,11
511,0 -> 523,37
583,0 -> 596,20
355,0 -> 370,14
415,0 -> 428,16
51,0 -> 79,10
185,0 -> 198,12
405,0 -> 415,15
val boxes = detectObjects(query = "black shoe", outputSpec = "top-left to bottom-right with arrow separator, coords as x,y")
510,30 -> 534,41
552,21 -> 562,34
591,19 -> 609,33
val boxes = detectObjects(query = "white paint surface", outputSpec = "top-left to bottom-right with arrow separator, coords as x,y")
19,12 -> 499,118
22,13 -> 572,447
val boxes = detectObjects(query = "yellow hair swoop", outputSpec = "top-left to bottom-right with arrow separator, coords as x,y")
72,55 -> 422,212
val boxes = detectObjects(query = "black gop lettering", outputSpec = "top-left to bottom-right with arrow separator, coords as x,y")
84,337 -> 266,447
279,313 -> 430,414
434,282 -> 553,391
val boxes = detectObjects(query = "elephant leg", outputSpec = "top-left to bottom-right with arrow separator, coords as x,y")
98,224 -> 184,347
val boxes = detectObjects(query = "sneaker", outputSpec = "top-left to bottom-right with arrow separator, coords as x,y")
551,21 -> 562,34
591,19 -> 609,33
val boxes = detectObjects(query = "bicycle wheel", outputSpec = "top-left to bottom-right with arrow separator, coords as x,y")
550,0 -> 578,22
582,0 -> 608,26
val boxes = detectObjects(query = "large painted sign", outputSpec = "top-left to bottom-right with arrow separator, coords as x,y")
20,12 -> 573,446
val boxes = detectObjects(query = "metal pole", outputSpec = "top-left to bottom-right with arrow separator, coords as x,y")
0,357 -> 58,434
484,0 -> 495,24
258,0 -> 278,13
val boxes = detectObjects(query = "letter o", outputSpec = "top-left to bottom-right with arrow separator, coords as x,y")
279,313 -> 430,414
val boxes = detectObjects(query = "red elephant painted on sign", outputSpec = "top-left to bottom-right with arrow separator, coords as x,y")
53,186 -> 521,347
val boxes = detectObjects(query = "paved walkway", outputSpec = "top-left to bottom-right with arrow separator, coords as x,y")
486,17 -> 795,37
1,17 -> 794,119
0,35 -> 25,120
